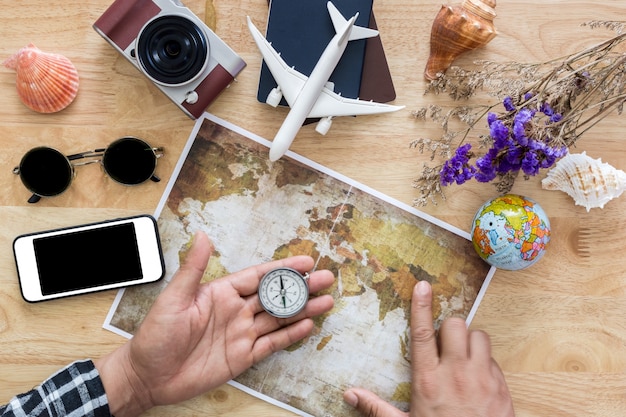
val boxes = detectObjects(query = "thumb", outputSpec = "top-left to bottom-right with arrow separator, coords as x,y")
164,231 -> 213,303
344,388 -> 407,417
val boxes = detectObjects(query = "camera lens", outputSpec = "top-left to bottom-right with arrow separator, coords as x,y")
137,15 -> 209,85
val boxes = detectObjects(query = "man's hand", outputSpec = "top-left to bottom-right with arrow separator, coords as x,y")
96,231 -> 335,417
343,280 -> 514,417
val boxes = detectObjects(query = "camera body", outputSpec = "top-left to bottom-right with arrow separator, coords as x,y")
94,0 -> 246,119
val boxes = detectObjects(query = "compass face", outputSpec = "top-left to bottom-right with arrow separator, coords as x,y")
258,267 -> 309,318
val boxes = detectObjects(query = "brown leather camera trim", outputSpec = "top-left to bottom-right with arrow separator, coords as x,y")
94,0 -> 161,51
182,64 -> 234,119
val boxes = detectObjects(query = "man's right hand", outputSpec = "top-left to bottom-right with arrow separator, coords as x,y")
343,280 -> 515,417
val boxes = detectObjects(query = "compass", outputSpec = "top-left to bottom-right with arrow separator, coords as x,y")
258,267 -> 310,318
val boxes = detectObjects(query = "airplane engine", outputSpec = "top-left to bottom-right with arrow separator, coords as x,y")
315,117 -> 333,135
266,87 -> 283,107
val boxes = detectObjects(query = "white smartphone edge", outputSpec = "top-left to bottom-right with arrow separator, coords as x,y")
13,215 -> 165,303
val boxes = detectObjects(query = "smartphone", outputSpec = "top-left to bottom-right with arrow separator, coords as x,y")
13,214 -> 165,302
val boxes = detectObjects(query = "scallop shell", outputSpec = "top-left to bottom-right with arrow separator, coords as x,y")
541,152 -> 626,211
424,0 -> 498,80
3,43 -> 79,113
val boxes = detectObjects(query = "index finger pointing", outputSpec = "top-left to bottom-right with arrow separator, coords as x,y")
410,281 -> 439,371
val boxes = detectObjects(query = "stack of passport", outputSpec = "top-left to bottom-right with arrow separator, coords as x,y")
257,0 -> 396,107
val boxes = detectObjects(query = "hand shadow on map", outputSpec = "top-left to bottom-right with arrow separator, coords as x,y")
105,114 -> 494,417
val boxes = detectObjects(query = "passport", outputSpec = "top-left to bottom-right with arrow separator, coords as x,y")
257,0 -> 395,107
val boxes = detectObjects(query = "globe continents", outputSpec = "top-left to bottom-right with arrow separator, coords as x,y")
471,194 -> 550,270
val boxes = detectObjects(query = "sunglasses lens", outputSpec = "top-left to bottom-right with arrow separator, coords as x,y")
19,147 -> 73,197
103,137 -> 157,185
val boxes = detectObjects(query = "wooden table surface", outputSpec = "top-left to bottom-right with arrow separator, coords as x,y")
1,0 -> 625,416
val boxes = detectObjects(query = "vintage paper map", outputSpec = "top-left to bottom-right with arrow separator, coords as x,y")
104,113 -> 494,417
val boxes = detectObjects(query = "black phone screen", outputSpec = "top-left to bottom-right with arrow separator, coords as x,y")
33,223 -> 143,295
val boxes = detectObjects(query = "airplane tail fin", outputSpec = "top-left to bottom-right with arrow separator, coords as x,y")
327,1 -> 379,41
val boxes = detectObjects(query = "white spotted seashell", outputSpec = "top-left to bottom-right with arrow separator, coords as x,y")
3,43 -> 79,113
541,152 -> 626,211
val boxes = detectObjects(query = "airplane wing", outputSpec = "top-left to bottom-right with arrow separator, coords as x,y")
307,87 -> 403,118
247,16 -> 404,117
247,16 -> 306,108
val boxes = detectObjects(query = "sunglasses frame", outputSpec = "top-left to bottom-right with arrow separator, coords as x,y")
13,137 -> 164,203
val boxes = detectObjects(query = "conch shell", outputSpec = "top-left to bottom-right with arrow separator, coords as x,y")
541,152 -> 626,211
3,43 -> 79,113
424,0 -> 497,80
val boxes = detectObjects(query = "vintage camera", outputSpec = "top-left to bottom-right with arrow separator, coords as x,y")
93,0 -> 246,119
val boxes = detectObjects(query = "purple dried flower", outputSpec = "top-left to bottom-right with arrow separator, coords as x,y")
474,169 -> 497,183
503,96 -> 515,111
521,150 -> 540,175
540,102 -> 554,116
549,113 -> 563,122
474,149 -> 498,182
505,146 -> 523,165
512,123 -> 528,146
515,108 -> 534,124
490,119 -> 510,147
496,157 -> 520,174
439,143 -> 476,185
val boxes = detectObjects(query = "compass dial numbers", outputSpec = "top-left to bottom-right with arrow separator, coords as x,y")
258,267 -> 309,318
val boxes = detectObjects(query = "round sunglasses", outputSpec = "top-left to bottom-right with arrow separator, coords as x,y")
13,137 -> 164,203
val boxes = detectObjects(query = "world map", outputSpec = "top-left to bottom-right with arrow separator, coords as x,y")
106,114 -> 493,416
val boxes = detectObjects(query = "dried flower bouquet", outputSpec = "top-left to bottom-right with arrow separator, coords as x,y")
411,21 -> 626,206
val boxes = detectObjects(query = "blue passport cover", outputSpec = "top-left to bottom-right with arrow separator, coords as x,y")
257,0 -> 374,105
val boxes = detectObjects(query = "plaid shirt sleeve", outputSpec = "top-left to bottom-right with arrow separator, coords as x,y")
0,359 -> 112,417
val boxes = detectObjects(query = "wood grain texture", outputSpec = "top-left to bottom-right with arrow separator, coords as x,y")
1,0 -> 625,416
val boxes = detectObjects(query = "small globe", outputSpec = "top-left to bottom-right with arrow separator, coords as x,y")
471,194 -> 550,270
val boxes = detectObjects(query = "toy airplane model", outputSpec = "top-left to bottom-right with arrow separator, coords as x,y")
247,1 -> 404,161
